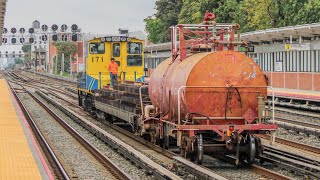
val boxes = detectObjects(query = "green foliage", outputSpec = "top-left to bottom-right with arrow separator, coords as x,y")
146,0 -> 320,42
53,41 -> 77,73
14,57 -> 24,64
145,0 -> 183,43
21,45 -> 32,64
21,45 -> 31,53
144,17 -> 165,43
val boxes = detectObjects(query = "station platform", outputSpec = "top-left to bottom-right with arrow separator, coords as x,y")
0,79 -> 53,179
268,88 -> 320,101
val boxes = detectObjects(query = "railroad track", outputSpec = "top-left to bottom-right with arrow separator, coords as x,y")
8,71 -> 301,179
37,86 -> 291,180
257,134 -> 320,155
275,117 -> 320,129
261,146 -> 320,179
10,81 -> 132,180
10,84 -> 69,180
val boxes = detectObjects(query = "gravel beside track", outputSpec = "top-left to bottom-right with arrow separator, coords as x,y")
33,92 -> 152,180
276,127 -> 320,147
45,90 -> 276,180
17,92 -> 116,179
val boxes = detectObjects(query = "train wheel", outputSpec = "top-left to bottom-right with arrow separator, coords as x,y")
194,134 -> 203,164
78,96 -> 82,106
246,134 -> 256,164
162,123 -> 169,149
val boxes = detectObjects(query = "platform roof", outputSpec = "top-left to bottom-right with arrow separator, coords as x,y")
241,23 -> 320,43
0,0 -> 7,45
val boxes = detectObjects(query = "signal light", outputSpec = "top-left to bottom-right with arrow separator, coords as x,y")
2,38 -> 7,43
5,51 -> 8,57
229,125 -> 234,132
72,34 -> 77,42
11,38 -> 17,44
20,38 -> 25,43
19,28 -> 25,34
52,34 -> 58,41
227,125 -> 235,137
29,28 -> 35,34
52,24 -> 58,31
61,24 -> 68,32
61,34 -> 68,41
42,24 -> 48,32
71,24 -> 78,31
3,28 -> 7,34
11,28 -> 17,34
29,37 -> 34,44
41,35 -> 48,41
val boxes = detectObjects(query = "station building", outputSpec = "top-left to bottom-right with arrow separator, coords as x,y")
145,23 -> 320,94
243,23 -> 320,91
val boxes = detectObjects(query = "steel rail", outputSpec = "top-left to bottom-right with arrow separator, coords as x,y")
257,134 -> 320,154
27,91 -> 132,180
37,90 -> 231,180
275,117 -> 320,129
9,83 -> 70,180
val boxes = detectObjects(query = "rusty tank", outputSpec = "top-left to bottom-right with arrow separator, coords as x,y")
149,51 -> 267,124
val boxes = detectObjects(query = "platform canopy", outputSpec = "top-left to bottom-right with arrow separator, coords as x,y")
0,0 -> 7,45
241,23 -> 320,43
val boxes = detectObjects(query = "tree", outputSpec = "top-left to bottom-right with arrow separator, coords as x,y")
21,44 -> 31,53
145,0 -> 183,43
146,0 -> 320,42
21,44 -> 32,65
14,57 -> 24,64
144,17 -> 166,43
53,41 -> 77,74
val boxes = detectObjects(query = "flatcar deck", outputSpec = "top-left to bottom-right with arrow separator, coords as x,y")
0,79 -> 52,179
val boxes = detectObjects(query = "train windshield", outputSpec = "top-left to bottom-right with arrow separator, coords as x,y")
127,42 -> 142,54
127,55 -> 142,66
113,43 -> 120,57
90,43 -> 105,54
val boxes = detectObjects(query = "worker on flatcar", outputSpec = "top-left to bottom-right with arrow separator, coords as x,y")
108,58 -> 118,87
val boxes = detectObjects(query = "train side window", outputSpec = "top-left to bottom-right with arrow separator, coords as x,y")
127,55 -> 142,66
127,42 -> 142,54
113,43 -> 120,57
90,43 -> 105,54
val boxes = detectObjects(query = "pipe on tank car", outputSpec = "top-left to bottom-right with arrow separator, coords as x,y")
178,85 -> 273,124
144,105 -> 155,118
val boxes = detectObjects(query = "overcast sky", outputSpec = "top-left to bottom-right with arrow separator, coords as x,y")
4,0 -> 157,34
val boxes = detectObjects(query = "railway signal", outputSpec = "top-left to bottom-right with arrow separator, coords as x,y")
11,28 -> 17,34
19,28 -> 25,34
29,37 -> 34,44
28,28 -> 35,34
20,37 -> 25,43
51,24 -> 58,32
11,38 -> 16,44
52,34 -> 58,41
61,24 -> 68,32
3,28 -> 7,34
42,24 -> 48,32
41,35 -> 48,41
72,34 -> 77,42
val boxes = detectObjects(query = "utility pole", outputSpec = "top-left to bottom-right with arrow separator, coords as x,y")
70,54 -> 72,76
54,56 -> 57,74
76,53 -> 79,74
60,53 -> 64,75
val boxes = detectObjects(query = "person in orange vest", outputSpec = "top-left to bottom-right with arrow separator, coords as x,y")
108,58 -> 119,87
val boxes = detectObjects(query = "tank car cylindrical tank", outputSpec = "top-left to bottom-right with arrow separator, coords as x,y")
149,51 -> 267,122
